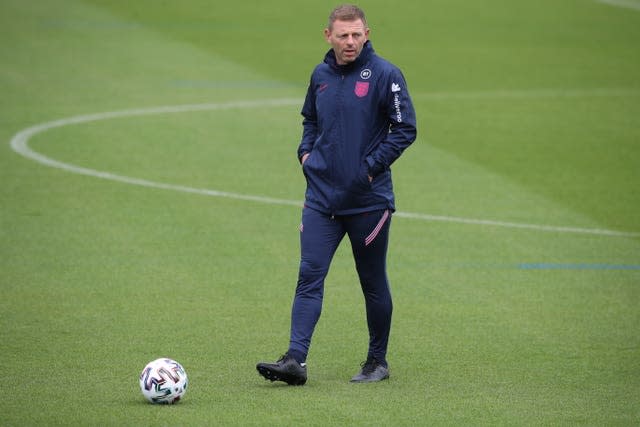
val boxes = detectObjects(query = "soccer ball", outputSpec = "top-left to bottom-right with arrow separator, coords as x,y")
139,358 -> 188,404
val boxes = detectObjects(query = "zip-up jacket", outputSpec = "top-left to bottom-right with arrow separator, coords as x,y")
298,41 -> 417,216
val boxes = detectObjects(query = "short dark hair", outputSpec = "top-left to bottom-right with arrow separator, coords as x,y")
328,4 -> 367,30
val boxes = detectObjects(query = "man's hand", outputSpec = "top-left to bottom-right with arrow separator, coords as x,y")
301,153 -> 310,165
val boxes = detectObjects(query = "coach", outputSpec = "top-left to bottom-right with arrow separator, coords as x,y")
257,4 -> 417,385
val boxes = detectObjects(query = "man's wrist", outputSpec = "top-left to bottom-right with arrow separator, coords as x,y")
300,152 -> 310,164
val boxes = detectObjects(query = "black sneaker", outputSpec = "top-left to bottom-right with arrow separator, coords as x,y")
256,353 -> 307,386
350,358 -> 390,383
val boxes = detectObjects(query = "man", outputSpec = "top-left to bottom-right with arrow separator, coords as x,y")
257,4 -> 417,385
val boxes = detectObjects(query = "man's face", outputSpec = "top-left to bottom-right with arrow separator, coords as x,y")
324,19 -> 369,65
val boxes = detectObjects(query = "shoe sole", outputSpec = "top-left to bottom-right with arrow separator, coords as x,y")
350,374 -> 390,383
256,365 -> 307,386
350,367 -> 390,383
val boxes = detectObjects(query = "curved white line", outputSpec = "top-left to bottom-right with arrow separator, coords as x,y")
9,98 -> 640,238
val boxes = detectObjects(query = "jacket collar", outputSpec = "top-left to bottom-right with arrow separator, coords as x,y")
324,40 -> 374,71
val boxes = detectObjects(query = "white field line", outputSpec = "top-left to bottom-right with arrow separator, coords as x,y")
596,0 -> 640,11
393,212 -> 638,237
414,87 -> 640,101
9,96 -> 640,238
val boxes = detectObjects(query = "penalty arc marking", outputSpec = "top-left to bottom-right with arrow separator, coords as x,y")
9,98 -> 640,238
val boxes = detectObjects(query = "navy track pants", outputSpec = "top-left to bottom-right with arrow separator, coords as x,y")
288,207 -> 393,364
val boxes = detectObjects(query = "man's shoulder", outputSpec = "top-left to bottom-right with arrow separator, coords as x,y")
368,53 -> 402,75
310,61 -> 332,78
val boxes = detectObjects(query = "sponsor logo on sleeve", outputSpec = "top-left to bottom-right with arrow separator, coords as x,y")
392,83 -> 402,122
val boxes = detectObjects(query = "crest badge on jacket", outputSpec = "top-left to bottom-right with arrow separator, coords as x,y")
354,81 -> 369,98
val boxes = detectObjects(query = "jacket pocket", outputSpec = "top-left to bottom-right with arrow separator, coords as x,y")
355,160 -> 372,189
302,150 -> 328,178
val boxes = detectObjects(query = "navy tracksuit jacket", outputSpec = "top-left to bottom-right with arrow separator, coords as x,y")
289,41 -> 417,365
298,41 -> 417,216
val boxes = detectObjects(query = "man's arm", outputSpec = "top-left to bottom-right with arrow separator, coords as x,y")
298,80 -> 318,163
366,69 -> 417,177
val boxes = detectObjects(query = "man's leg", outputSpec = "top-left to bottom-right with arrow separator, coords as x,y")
257,208 -> 344,385
347,210 -> 393,367
288,207 -> 345,363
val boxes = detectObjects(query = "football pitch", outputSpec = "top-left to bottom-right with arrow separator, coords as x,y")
1,0 -> 639,424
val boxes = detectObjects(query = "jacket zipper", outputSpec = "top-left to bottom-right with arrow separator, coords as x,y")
329,73 -> 346,217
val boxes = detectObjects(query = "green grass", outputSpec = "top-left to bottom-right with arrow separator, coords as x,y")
1,0 -> 639,425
